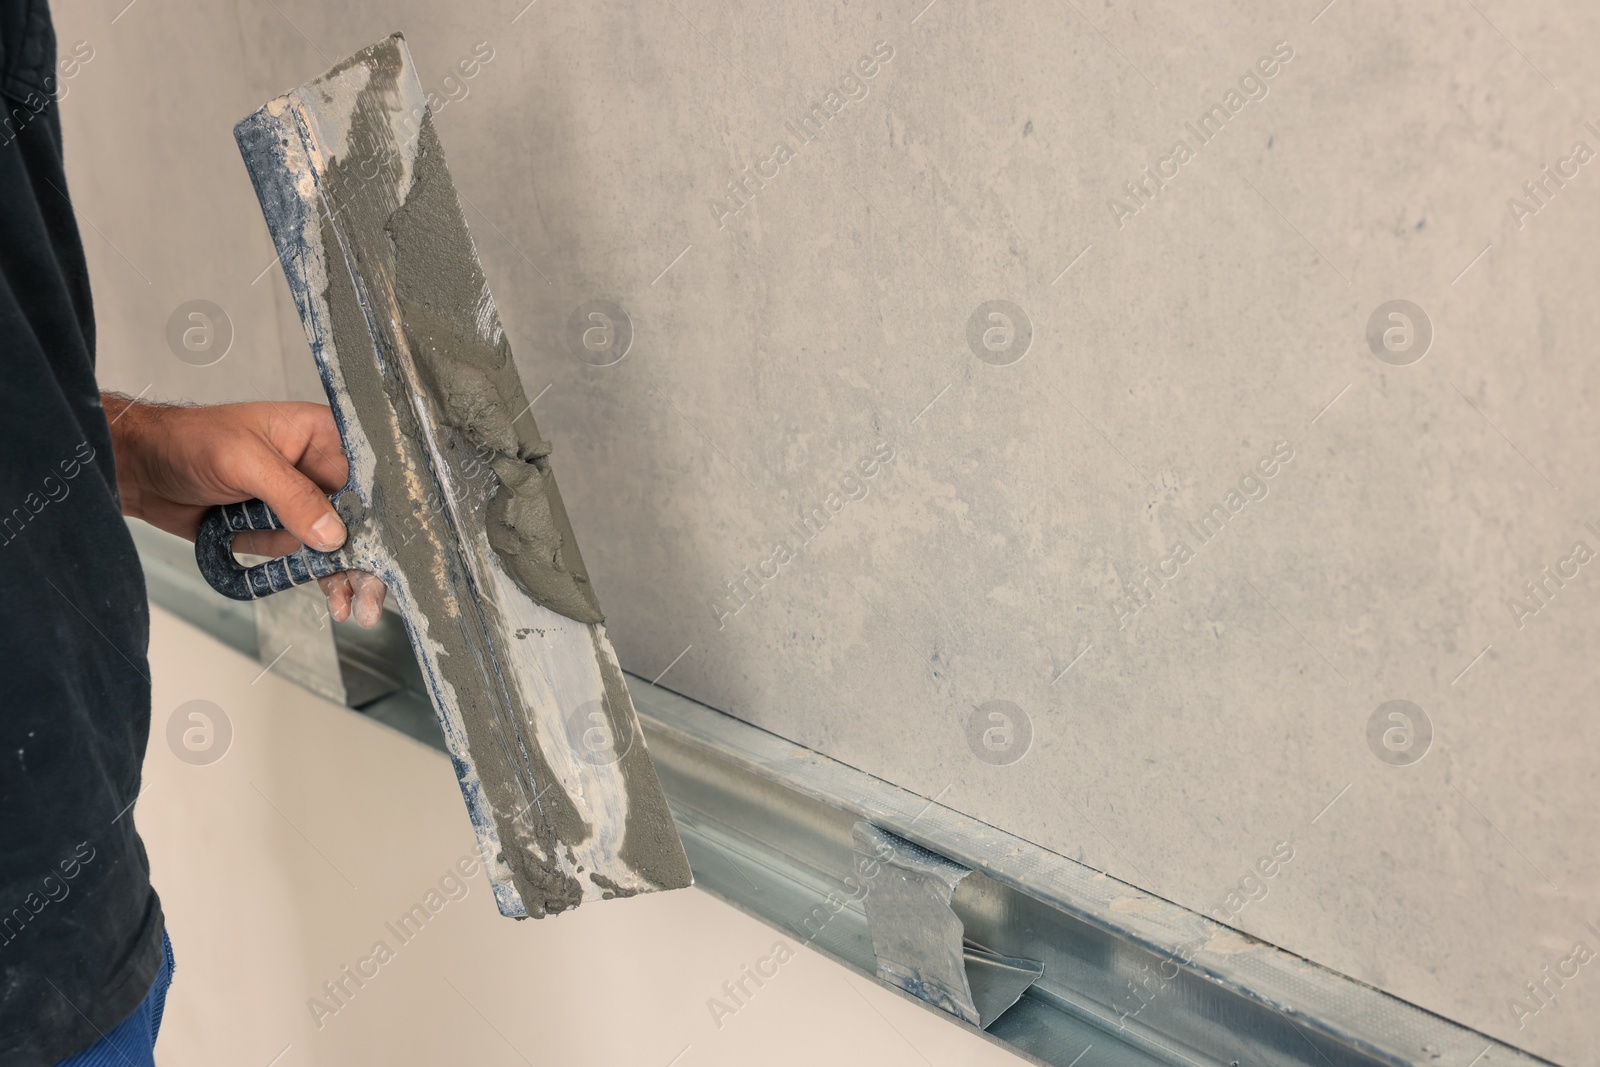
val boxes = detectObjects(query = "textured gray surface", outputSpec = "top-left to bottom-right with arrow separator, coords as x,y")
58,0 -> 1598,1060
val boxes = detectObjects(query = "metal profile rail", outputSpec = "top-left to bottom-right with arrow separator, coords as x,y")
633,681 -> 1551,1067
131,522 -> 1553,1067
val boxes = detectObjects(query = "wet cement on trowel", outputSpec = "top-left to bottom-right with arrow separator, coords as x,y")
388,116 -> 692,894
387,119 -> 602,626
307,36 -> 690,905
312,38 -> 589,914
587,631 -> 694,893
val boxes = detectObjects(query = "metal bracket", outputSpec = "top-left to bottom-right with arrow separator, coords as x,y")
853,822 -> 1042,1029
253,581 -> 346,706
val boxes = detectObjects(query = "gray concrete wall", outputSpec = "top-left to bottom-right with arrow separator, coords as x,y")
57,0 -> 1599,1060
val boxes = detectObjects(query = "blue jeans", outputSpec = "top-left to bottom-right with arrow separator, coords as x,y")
55,931 -> 174,1067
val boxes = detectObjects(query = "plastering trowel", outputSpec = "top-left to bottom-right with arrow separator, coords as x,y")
195,33 -> 692,917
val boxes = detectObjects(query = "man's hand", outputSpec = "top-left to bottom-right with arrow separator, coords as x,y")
104,394 -> 388,627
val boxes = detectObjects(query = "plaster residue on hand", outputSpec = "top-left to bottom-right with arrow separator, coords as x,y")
386,114 -> 603,625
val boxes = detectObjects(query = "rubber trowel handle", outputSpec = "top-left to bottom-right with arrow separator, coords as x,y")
195,497 -> 352,601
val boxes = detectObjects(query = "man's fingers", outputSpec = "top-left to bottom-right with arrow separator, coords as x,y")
316,571 -> 386,628
318,573 -> 353,623
350,572 -> 388,629
243,443 -> 346,551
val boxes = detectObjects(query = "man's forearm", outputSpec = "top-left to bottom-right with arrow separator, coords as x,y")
100,391 -> 161,520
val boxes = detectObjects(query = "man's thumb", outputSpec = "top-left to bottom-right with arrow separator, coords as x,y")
247,446 -> 346,552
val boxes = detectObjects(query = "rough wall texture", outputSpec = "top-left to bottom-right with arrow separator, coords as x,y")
58,0 -> 1599,1060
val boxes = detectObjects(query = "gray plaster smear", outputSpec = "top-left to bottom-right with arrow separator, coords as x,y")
59,0 -> 1598,1060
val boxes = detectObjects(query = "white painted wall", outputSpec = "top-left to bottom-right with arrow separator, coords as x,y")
56,0 -> 1600,1060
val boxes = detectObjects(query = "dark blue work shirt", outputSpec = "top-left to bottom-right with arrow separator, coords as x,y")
0,2 -> 164,1062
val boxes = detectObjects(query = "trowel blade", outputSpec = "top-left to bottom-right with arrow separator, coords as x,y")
233,33 -> 692,917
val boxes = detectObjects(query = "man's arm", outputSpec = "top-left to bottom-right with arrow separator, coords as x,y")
103,393 -> 387,626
